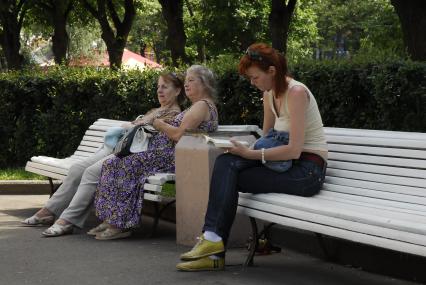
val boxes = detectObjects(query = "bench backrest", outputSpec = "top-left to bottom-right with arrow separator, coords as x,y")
75,118 -> 261,159
323,127 -> 426,212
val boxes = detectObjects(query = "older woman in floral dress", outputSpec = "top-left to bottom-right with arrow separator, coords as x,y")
91,65 -> 218,240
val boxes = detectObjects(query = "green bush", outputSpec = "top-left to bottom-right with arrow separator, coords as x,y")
0,60 -> 425,168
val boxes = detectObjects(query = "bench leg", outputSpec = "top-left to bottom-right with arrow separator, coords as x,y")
48,178 -> 61,197
149,199 -> 176,238
244,217 -> 259,267
315,233 -> 338,261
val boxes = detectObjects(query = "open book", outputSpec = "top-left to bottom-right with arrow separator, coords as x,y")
203,135 -> 250,148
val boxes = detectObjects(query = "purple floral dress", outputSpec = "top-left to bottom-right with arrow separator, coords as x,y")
95,101 -> 218,229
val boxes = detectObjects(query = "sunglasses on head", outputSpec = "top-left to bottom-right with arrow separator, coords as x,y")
245,49 -> 263,61
170,72 -> 182,84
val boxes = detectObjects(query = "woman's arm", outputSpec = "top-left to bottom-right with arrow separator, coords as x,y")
229,86 -> 308,161
153,101 -> 210,142
262,92 -> 275,136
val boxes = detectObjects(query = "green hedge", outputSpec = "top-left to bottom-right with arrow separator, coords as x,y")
0,61 -> 425,168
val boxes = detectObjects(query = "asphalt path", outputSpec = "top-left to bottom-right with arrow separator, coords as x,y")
0,195 -> 417,285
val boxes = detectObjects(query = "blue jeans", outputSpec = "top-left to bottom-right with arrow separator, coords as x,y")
202,153 -> 326,243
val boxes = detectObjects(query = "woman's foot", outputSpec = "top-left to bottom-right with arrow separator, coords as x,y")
42,219 -> 74,237
87,222 -> 109,236
95,226 -> 131,240
21,208 -> 55,226
21,215 -> 55,226
176,256 -> 225,271
180,235 -> 225,261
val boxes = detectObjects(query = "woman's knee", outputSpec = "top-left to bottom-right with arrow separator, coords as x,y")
215,154 -> 244,171
66,164 -> 87,182
82,162 -> 103,181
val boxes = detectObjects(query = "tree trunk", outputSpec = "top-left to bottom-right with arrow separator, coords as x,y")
0,0 -> 26,70
268,0 -> 297,54
81,0 -> 135,69
50,0 -> 72,65
391,0 -> 426,61
158,0 -> 188,66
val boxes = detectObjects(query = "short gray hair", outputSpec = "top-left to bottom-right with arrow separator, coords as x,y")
186,65 -> 217,100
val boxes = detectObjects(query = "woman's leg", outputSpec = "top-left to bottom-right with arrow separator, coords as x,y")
238,160 -> 325,197
44,148 -> 113,218
204,159 -> 325,243
202,154 -> 260,243
56,153 -> 115,229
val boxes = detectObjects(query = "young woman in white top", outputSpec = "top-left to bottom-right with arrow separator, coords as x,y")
177,43 -> 328,271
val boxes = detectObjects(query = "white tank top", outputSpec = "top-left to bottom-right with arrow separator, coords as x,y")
266,79 -> 328,159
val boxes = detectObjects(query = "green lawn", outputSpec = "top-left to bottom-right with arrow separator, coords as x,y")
0,168 -> 45,180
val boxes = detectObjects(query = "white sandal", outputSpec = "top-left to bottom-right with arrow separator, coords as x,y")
21,215 -> 55,226
42,223 -> 74,237
87,223 -> 109,236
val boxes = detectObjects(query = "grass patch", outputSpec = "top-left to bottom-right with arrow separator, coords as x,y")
161,182 -> 176,198
0,168 -> 45,180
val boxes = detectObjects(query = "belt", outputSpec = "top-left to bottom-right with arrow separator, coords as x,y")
299,152 -> 325,169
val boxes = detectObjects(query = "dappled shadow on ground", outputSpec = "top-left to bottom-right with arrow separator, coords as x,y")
0,195 -> 418,285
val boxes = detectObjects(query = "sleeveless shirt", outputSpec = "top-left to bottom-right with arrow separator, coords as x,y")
266,79 -> 328,160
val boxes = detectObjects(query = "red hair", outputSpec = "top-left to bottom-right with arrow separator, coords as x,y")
238,43 -> 288,98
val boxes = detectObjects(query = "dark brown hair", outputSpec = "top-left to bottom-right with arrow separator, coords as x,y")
160,72 -> 186,107
238,43 -> 289,97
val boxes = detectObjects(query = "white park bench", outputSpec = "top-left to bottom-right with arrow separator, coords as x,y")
25,118 -> 259,234
238,127 -> 426,265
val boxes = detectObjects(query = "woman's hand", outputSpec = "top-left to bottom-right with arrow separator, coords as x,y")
152,118 -> 165,131
227,140 -> 253,159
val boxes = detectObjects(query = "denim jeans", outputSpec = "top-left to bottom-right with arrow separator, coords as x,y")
203,153 -> 326,243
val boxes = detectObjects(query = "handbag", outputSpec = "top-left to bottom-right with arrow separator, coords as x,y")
114,124 -> 158,158
253,128 -> 292,172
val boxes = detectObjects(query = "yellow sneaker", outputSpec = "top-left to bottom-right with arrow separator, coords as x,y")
176,256 -> 225,271
180,235 -> 225,261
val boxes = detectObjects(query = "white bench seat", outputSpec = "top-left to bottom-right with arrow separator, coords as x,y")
238,127 -> 426,264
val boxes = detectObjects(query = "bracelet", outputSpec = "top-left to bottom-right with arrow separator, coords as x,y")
261,148 -> 266,164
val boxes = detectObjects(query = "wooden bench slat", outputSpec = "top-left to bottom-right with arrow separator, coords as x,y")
85,130 -> 107,137
82,135 -> 105,143
324,176 -> 425,196
80,141 -> 104,148
327,160 -> 426,178
253,193 -> 426,226
318,191 -> 426,215
329,151 -> 426,170
238,198 -> 426,247
237,206 -> 426,256
77,145 -> 100,154
325,135 -> 426,149
144,193 -> 162,202
328,143 -> 426,159
239,194 -> 426,236
326,168 -> 426,188
73,150 -> 94,157
26,161 -> 69,175
25,165 -> 66,180
322,183 -> 426,205
324,127 -> 426,140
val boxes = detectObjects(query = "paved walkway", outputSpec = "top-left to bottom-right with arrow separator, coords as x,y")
0,195 -> 418,285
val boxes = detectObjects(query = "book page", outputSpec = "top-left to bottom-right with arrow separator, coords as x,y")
203,135 -> 249,148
